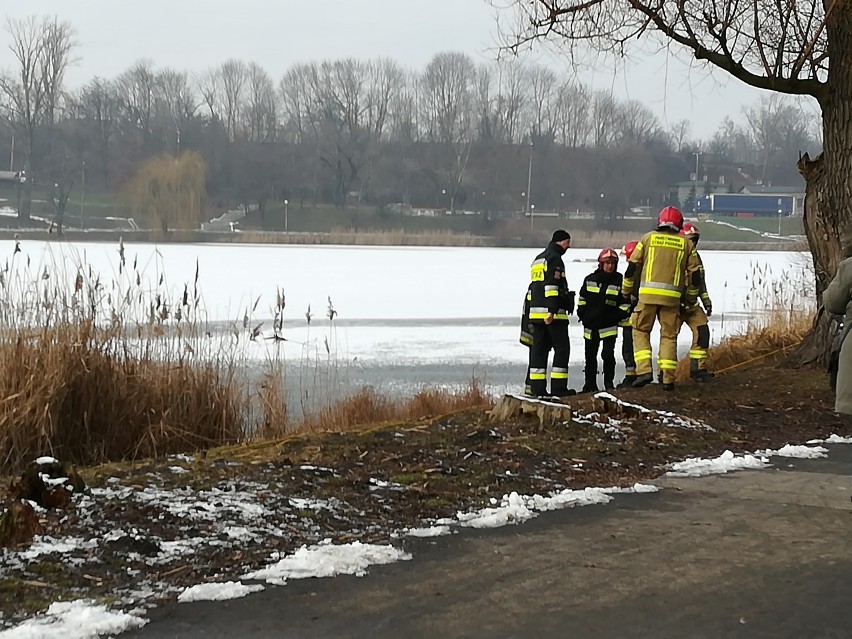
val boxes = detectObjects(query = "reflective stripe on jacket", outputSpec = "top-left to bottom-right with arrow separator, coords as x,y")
622,230 -> 700,307
577,267 -> 630,331
528,241 -> 573,322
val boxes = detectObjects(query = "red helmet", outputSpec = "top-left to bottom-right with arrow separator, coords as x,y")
598,248 -> 618,264
681,222 -> 700,240
657,206 -> 684,231
622,241 -> 639,261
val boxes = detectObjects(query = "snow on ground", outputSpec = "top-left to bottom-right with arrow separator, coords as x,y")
1,399 -> 847,639
0,601 -> 147,639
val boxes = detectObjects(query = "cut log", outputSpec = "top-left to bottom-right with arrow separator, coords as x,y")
488,394 -> 572,428
592,393 -> 648,419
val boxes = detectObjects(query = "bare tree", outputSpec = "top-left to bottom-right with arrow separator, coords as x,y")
279,63 -> 316,143
39,17 -> 77,126
116,59 -> 157,143
591,91 -> 618,148
156,68 -> 197,152
496,58 -> 527,144
365,58 -> 403,140
220,59 -> 247,142
554,80 -> 591,148
472,63 -> 497,143
0,16 -> 77,219
526,64 -> 559,144
420,52 -> 475,144
387,70 -> 419,142
196,67 -> 222,123
615,99 -> 663,145
745,95 -> 816,184
706,116 -> 754,164
668,119 -> 692,153
79,77 -> 121,186
502,0 -> 839,360
244,62 -> 277,142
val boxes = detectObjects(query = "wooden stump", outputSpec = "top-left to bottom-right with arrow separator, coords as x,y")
488,394 -> 573,428
592,393 -> 648,419
0,501 -> 43,547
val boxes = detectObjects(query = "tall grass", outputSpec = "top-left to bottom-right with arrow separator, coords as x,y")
676,257 -> 815,380
295,380 -> 491,435
0,240 -> 490,473
0,238 -> 248,472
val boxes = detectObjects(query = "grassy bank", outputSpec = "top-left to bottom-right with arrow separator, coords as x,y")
0,241 -> 814,475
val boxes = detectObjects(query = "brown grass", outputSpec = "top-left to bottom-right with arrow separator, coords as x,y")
0,241 -> 492,473
676,259 -> 815,381
0,240 -> 818,473
294,379 -> 492,434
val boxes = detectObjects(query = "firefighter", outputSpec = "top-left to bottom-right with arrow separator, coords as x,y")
519,284 -> 534,396
621,207 -> 702,391
577,248 -> 630,392
680,222 -> 715,381
524,229 -> 576,397
617,241 -> 640,388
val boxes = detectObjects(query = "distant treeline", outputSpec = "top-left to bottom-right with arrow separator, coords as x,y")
0,16 -> 821,225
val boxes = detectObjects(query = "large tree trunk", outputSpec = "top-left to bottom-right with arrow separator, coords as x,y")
794,6 -> 852,365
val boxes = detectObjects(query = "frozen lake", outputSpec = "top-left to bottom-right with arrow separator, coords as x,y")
0,239 -> 813,399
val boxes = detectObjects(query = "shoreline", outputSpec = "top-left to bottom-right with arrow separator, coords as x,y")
0,228 -> 805,252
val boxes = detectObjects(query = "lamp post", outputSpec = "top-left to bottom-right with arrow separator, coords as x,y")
284,199 -> 289,233
526,145 -> 533,216
692,151 -> 701,215
778,198 -> 783,237
530,204 -> 535,230
80,161 -> 85,229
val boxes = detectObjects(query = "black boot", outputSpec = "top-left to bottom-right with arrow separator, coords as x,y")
581,383 -> 599,394
617,376 -> 635,389
690,359 -> 715,382
632,373 -> 654,388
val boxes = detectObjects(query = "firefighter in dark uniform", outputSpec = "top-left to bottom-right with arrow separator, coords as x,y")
617,241 -> 640,388
577,248 -> 631,392
524,229 -> 576,397
680,223 -> 715,380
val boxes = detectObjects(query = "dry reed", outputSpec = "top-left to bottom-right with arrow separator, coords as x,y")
0,240 -> 491,473
676,258 -> 814,380
295,378 -> 491,434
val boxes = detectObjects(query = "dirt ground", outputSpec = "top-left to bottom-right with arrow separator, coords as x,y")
1,358 -> 850,627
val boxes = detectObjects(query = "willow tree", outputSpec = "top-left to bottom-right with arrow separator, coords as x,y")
125,151 -> 206,233
503,0 -> 842,361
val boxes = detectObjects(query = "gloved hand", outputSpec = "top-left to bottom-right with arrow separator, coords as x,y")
565,291 -> 576,315
704,302 -> 713,317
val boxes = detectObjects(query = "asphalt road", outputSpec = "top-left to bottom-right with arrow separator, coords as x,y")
125,445 -> 852,639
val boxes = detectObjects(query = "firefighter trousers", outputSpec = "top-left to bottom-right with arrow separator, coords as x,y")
527,321 -> 571,396
621,324 -> 635,382
583,330 -> 617,390
632,303 -> 680,385
681,306 -> 710,373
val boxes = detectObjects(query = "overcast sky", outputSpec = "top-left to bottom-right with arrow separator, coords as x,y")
3,0 -> 788,141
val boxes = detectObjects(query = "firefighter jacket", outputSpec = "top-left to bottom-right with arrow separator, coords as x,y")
682,250 -> 712,312
527,241 -> 575,322
519,285 -> 533,347
621,230 -> 702,307
577,268 -> 631,334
